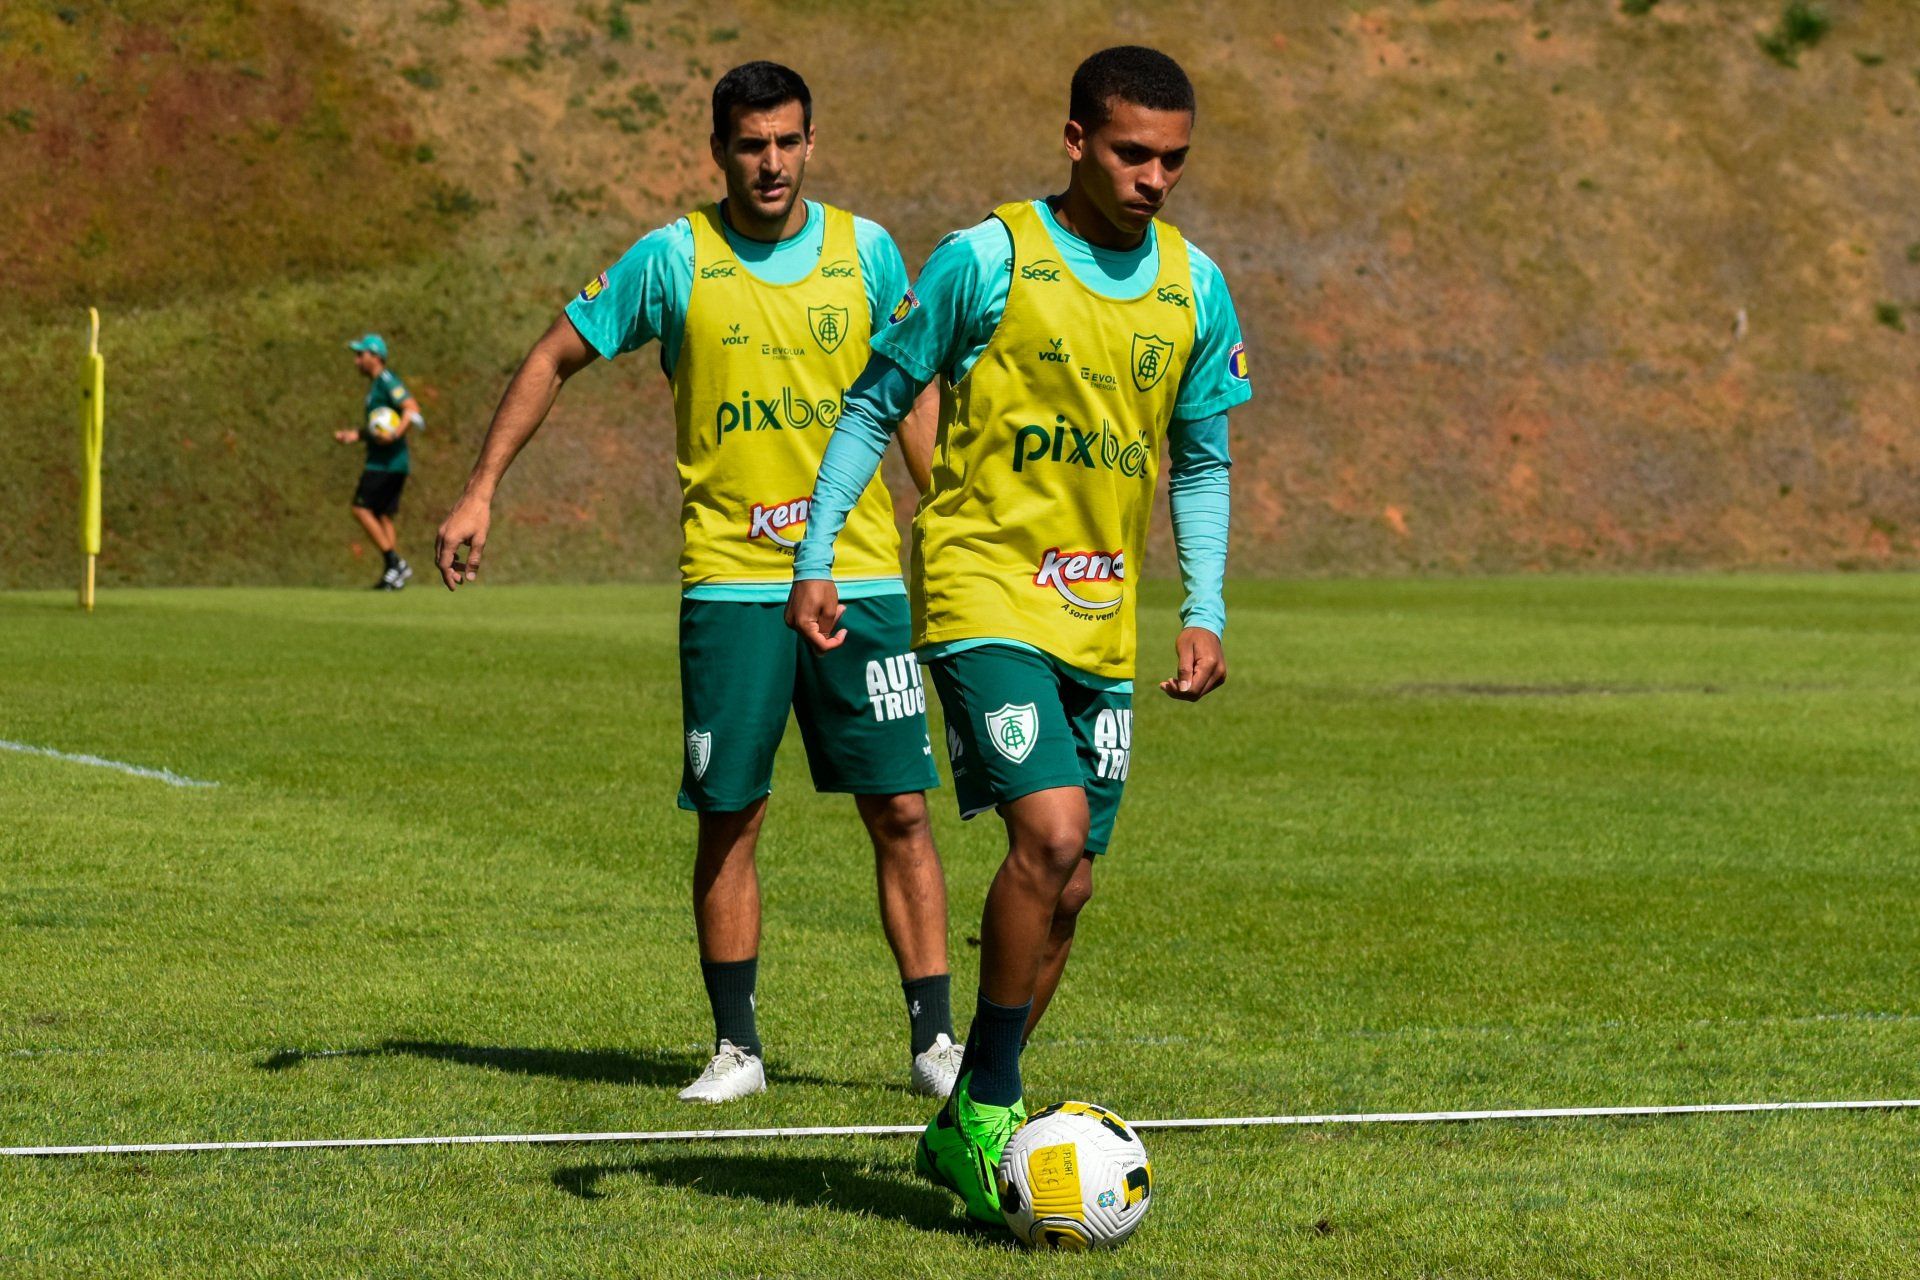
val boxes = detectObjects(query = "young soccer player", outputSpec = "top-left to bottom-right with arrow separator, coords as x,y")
787,46 -> 1250,1223
435,62 -> 964,1102
339,334 -> 422,590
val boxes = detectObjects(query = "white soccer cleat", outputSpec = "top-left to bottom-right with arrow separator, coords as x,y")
678,1039 -> 766,1103
909,1033 -> 965,1098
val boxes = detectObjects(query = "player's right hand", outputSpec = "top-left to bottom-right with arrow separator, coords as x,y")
435,494 -> 491,591
785,578 -> 847,653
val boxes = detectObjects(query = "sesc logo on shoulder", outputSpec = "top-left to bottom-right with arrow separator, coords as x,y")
984,703 -> 1039,764
820,258 -> 856,278
1020,258 -> 1063,283
1156,283 -> 1191,309
699,262 -> 737,279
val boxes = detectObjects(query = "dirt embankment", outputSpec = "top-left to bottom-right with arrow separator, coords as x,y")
5,0 -> 1920,587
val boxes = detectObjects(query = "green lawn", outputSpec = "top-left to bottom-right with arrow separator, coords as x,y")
3,578 -> 1919,1276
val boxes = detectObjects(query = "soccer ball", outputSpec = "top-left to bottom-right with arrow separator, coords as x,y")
997,1101 -> 1154,1249
365,406 -> 403,442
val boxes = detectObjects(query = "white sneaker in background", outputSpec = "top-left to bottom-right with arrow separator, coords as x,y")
678,1039 -> 767,1103
909,1033 -> 964,1098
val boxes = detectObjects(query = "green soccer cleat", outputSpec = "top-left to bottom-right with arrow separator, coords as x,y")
914,1072 -> 1027,1228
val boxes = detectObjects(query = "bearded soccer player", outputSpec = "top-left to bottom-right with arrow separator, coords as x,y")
436,62 -> 963,1103
788,46 -> 1249,1223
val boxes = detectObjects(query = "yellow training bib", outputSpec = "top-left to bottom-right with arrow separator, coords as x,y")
912,201 -> 1196,678
673,203 -> 900,587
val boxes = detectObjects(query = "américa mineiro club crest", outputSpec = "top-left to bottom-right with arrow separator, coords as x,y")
808,305 -> 850,354
1131,333 -> 1175,392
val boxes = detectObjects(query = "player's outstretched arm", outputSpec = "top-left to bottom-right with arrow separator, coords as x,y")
787,353 -> 928,651
1159,410 -> 1233,701
437,314 -> 597,590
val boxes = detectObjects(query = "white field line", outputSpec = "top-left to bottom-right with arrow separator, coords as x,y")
0,739 -> 218,789
7,1098 -> 1918,1159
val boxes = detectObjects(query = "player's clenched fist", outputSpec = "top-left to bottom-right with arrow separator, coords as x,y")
785,578 -> 848,653
1160,627 -> 1226,702
435,493 -> 491,590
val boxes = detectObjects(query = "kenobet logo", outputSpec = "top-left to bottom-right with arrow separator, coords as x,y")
1033,546 -> 1126,612
747,495 -> 810,548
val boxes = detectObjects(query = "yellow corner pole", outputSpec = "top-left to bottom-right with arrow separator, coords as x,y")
80,307 -> 105,611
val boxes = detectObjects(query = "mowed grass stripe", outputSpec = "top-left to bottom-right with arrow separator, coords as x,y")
2,578 -> 1918,1275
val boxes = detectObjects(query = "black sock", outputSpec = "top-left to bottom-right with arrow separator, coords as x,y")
700,957 -> 760,1057
383,549 -> 399,570
902,973 -> 953,1056
958,991 -> 1029,1107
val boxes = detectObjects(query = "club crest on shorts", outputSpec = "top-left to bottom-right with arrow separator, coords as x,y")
807,304 -> 850,354
686,729 -> 712,781
984,703 -> 1039,764
1131,332 -> 1175,392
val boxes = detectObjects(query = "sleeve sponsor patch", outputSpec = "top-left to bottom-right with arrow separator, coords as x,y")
1226,341 -> 1250,382
578,271 -> 608,303
888,288 -> 918,325
389,382 -> 409,402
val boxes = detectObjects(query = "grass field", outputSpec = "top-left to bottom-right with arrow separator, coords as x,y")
4,576 -> 1920,1276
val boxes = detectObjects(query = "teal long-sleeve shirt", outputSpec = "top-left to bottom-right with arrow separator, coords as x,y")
794,354 -> 1233,636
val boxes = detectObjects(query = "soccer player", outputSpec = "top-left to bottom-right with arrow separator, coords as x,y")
337,333 -> 421,590
787,46 -> 1250,1223
434,62 -> 963,1103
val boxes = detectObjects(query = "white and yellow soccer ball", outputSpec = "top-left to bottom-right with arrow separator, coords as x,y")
365,406 -> 403,443
997,1101 -> 1154,1250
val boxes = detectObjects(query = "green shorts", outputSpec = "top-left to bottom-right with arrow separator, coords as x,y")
678,596 -> 940,812
925,644 -> 1131,855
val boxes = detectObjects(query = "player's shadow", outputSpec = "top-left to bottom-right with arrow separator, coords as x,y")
551,1152 -> 1010,1242
258,1040 -> 890,1091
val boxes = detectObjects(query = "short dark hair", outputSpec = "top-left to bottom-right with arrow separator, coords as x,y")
711,61 -> 812,140
1068,46 -> 1194,129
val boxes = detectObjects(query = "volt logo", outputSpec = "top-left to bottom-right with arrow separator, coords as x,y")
721,323 -> 750,347
1036,337 -> 1071,364
1033,546 -> 1125,612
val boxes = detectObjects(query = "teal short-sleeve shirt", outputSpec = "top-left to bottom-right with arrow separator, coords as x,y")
362,368 -> 412,474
